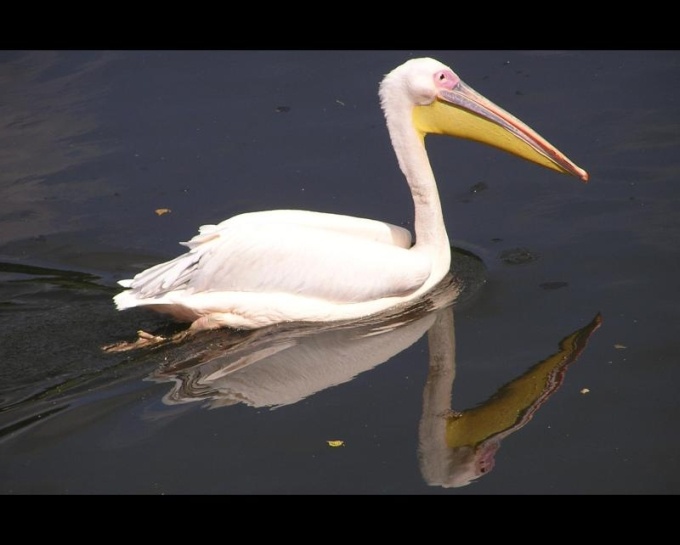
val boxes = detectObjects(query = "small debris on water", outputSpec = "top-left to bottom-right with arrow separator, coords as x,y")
469,181 -> 488,194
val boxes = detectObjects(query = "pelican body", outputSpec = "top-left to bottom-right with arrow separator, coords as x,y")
114,57 -> 588,331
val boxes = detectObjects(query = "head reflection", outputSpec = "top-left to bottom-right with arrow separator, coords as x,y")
419,307 -> 601,488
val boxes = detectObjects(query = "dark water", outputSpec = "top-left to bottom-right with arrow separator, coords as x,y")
0,50 -> 678,494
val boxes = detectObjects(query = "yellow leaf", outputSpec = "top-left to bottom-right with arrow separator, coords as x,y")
155,208 -> 171,216
327,440 -> 345,447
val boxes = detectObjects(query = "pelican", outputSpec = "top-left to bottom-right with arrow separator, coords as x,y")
114,57 -> 588,331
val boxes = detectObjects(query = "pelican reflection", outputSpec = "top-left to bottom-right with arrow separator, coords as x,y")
145,273 -> 601,488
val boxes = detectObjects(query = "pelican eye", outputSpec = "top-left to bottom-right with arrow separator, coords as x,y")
434,69 -> 459,90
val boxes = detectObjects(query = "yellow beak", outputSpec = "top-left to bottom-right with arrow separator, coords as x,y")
413,80 -> 589,182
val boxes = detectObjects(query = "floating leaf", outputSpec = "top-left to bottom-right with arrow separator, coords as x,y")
155,208 -> 171,216
327,440 -> 345,447
580,388 -> 590,394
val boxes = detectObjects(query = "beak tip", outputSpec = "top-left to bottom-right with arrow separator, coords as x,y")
576,167 -> 589,183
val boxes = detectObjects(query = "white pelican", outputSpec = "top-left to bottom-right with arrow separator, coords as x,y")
114,57 -> 588,331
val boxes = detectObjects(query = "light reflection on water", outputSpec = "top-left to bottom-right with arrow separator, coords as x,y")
0,51 -> 123,245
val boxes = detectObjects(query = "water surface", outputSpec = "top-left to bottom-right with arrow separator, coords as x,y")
1,50 -> 678,494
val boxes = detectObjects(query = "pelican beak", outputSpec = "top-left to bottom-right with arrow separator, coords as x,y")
413,80 -> 589,182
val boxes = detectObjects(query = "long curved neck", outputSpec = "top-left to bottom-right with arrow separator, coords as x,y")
385,109 -> 451,281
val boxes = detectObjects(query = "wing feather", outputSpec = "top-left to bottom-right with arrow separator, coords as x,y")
119,211 -> 429,304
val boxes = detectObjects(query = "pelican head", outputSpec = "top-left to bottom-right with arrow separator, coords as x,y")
380,57 -> 589,182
